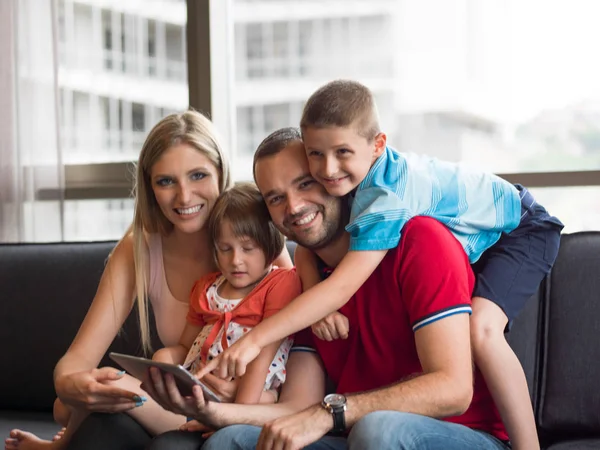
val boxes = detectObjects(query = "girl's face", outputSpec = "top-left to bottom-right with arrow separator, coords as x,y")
215,220 -> 269,292
151,143 -> 220,235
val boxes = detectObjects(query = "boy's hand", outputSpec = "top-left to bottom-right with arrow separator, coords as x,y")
195,336 -> 261,380
311,312 -> 349,341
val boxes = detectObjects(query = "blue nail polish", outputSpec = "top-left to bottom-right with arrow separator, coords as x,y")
116,370 -> 126,376
135,401 -> 143,407
140,396 -> 147,402
133,395 -> 141,402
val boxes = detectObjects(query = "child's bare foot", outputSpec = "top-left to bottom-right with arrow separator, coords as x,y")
178,420 -> 210,433
4,430 -> 65,450
51,429 -> 65,443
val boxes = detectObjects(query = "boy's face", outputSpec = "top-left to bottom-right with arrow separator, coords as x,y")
303,126 -> 386,197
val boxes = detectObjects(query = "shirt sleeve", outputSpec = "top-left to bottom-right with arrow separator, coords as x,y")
291,328 -> 318,353
395,217 -> 474,332
263,269 -> 302,319
346,185 -> 416,251
186,277 -> 210,327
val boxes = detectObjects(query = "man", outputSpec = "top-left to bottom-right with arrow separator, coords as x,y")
144,127 -> 510,450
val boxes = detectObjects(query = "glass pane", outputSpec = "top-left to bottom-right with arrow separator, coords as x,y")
528,186 -> 600,233
228,0 -> 600,178
58,0 -> 188,241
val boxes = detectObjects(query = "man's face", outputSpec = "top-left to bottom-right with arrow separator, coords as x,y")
254,141 -> 345,250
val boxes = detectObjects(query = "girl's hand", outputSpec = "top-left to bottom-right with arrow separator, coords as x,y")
55,367 -> 141,412
195,336 -> 261,380
311,311 -> 349,341
193,362 -> 239,403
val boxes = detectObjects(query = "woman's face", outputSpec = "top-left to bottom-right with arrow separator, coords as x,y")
150,143 -> 221,235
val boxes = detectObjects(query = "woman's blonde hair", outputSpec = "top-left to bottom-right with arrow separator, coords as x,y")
122,110 -> 232,353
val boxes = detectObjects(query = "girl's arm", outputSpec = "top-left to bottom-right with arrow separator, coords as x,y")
152,321 -> 203,364
198,249 -> 386,379
54,235 -> 141,406
234,340 -> 285,404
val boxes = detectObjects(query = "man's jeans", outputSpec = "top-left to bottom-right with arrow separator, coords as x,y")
202,411 -> 510,450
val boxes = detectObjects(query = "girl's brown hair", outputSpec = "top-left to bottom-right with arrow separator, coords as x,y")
208,182 -> 284,266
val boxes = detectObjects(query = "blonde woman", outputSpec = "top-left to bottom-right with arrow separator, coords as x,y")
5,111 -> 292,450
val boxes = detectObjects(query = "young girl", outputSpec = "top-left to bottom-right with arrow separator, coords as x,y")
152,182 -> 301,432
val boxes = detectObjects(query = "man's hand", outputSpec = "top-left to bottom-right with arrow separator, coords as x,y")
311,312 -> 349,341
257,404 -> 333,450
195,336 -> 262,380
141,367 -> 217,426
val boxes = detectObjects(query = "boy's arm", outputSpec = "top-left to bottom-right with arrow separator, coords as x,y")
198,249 -> 386,379
143,349 -> 326,428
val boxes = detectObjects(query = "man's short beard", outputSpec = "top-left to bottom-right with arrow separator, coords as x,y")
300,220 -> 345,251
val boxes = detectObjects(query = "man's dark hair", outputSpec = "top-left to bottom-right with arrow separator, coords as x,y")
253,127 -> 302,181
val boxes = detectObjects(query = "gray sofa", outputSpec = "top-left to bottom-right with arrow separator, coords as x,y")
1,233 -> 599,448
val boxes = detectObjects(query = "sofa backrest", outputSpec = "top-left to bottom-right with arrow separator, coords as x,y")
535,232 -> 600,443
0,241 -> 153,411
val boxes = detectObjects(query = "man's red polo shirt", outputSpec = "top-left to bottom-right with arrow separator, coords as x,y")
294,216 -> 508,441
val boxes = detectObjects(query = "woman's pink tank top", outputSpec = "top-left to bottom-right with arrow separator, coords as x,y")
147,234 -> 189,347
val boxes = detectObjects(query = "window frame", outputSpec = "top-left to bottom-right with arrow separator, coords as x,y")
58,0 -> 600,200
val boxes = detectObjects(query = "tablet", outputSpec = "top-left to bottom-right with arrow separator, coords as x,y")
109,352 -> 222,402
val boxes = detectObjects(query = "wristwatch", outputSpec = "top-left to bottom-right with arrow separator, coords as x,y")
321,393 -> 347,433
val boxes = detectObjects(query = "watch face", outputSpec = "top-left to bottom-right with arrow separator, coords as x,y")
324,393 -> 346,407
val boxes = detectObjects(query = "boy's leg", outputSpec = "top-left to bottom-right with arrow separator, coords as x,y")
470,186 -> 562,450
470,297 -> 538,450
348,411 -> 509,450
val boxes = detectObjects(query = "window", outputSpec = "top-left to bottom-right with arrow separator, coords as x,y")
57,0 -> 188,240
218,0 -> 600,233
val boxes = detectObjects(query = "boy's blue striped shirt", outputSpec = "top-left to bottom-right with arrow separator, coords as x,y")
347,146 -> 522,263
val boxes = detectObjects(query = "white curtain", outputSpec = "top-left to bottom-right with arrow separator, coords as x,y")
0,0 -> 64,242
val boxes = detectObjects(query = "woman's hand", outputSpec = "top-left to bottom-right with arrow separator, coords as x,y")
55,367 -> 142,413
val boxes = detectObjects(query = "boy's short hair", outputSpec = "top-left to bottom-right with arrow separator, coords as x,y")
209,182 -> 285,267
300,79 -> 380,141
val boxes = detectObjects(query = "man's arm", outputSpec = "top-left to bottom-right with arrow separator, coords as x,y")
344,312 -> 473,425
143,349 -> 326,429
257,313 -> 474,450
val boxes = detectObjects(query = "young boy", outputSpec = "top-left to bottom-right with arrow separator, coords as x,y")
199,80 -> 563,450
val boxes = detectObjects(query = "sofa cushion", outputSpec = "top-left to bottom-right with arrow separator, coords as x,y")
537,232 -> 600,435
0,411 -> 55,441
506,286 -> 543,405
546,440 -> 600,450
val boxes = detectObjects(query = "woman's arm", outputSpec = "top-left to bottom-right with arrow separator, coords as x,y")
53,235 -> 140,406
